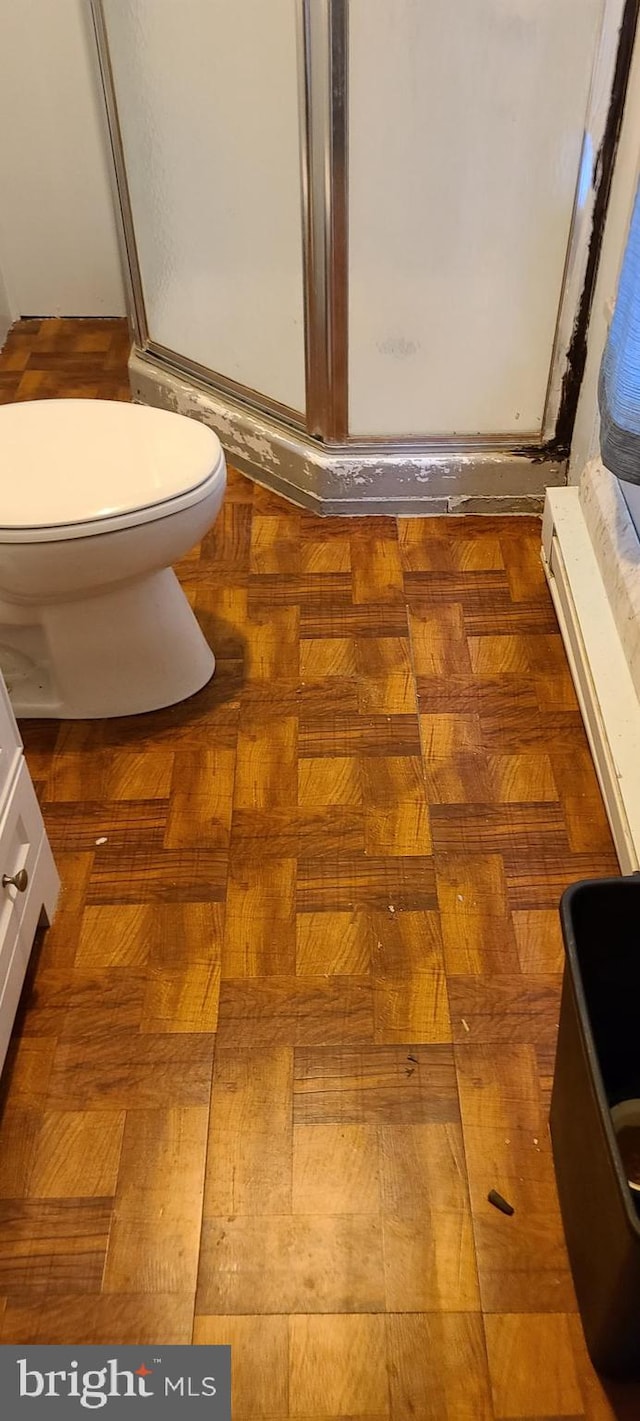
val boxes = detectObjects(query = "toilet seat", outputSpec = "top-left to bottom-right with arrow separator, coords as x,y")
0,398 -> 225,543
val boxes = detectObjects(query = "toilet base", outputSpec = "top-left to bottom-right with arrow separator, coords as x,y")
0,568 -> 215,719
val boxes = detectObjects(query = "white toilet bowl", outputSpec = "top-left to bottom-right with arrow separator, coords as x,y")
0,399 -> 227,718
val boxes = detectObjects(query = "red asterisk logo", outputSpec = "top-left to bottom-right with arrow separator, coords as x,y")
135,1365 -> 153,1377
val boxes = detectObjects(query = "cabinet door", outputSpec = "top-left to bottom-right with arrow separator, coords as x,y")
0,761 -> 48,951
0,674 -> 22,815
0,909 -> 21,1074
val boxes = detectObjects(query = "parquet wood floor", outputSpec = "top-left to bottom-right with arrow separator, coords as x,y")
0,319 -> 634,1418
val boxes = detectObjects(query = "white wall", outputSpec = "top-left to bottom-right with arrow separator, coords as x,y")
0,257 -> 14,348
570,24 -> 640,479
0,0 -> 126,318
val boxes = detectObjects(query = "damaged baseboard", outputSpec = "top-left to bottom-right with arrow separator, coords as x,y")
130,346 -> 565,516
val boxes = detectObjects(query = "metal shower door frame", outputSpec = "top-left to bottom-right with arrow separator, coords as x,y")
91,0 -> 637,456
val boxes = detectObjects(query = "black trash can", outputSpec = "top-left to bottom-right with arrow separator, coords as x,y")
551,874 -> 640,1378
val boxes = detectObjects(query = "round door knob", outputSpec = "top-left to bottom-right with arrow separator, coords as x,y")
2,868 -> 28,893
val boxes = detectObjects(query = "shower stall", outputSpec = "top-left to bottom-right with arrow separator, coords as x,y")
92,0 -> 632,512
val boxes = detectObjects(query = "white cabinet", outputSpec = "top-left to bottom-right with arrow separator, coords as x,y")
0,673 -> 59,1073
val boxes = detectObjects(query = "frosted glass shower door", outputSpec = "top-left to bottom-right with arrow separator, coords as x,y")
348,0 -> 605,439
101,0 -> 306,415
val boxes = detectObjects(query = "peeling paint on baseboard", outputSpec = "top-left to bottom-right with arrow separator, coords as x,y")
130,349 -> 565,516
448,493 -> 545,515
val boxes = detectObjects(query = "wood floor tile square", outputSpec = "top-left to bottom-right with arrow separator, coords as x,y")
380,1122 -> 479,1311
243,605 -> 300,680
250,513 -> 301,575
436,853 -> 509,917
289,1314 -> 389,1415
447,975 -> 561,1048
512,910 -> 565,973
470,1209 -> 575,1313
86,1294 -> 195,1344
105,751 -> 175,801
383,1210 -> 480,1312
113,1107 -> 209,1222
300,712 -> 422,760
360,753 -> 426,807
371,909 -> 444,975
300,536 -> 352,573
504,848 -> 619,911
296,674 -> 360,718
141,959 -> 220,1033
103,1216 -> 202,1294
373,965 -> 451,1044
378,1123 -> 464,1214
217,977 -> 374,1046
0,1200 -> 111,1295
0,1295 -> 93,1344
386,1313 -> 494,1420
298,756 -> 362,807
209,1047 -> 293,1133
440,911 -> 520,974
165,748 -> 236,848
205,1127 -> 293,1217
0,1036 -> 57,1109
0,1108 -> 40,1197
27,1110 -> 125,1199
536,667 -> 580,712
292,1124 -> 380,1214
231,807 -> 365,862
205,1047 -> 292,1216
87,847 -> 228,904
46,1031 -> 215,1108
421,713 -> 482,756
44,799 -> 167,853
193,1315 -> 289,1418
202,500 -> 252,571
409,603 -> 472,675
297,853 -> 437,913
364,801 -> 432,857
197,1214 -> 385,1314
75,904 -> 151,968
485,1313 -> 583,1418
487,752 -> 558,803
233,716 -> 298,808
296,912 -> 372,975
299,637 -> 357,678
293,1045 -> 459,1125
423,752 -> 494,805
550,746 -> 604,801
300,601 -> 409,640
44,752 -> 110,803
431,801 -> 568,857
351,533 -> 404,606
357,670 -> 417,715
562,794 -> 614,853
468,634 -> 532,675
223,858 -> 296,977
145,902 -> 225,968
21,967 -> 145,1041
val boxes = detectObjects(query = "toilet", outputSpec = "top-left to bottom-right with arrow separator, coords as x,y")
0,399 -> 227,718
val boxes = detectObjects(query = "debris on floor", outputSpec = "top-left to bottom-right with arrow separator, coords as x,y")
488,1189 -> 515,1216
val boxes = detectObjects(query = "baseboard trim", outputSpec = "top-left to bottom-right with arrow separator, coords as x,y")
131,347 -> 565,515
542,486 -> 640,874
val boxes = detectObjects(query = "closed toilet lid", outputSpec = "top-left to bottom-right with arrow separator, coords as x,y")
0,399 -> 224,537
